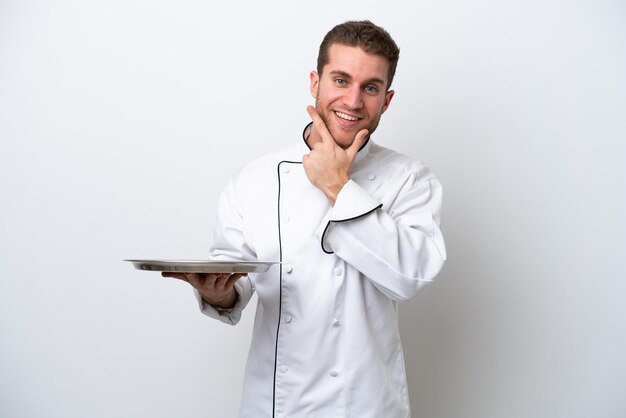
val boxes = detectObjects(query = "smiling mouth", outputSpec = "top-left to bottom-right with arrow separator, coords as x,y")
334,111 -> 361,122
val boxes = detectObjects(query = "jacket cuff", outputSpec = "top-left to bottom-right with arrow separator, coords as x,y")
315,179 -> 382,254
194,280 -> 249,325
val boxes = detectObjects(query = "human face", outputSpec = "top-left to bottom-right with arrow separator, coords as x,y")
310,44 -> 394,149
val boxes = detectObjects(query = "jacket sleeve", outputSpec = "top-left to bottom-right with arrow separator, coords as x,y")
197,177 -> 256,325
315,172 -> 446,302
194,278 -> 253,325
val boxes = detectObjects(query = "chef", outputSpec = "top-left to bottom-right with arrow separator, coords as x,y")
163,20 -> 446,418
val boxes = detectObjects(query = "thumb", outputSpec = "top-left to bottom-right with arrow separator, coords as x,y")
346,129 -> 369,159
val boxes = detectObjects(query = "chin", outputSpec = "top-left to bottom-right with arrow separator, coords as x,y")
331,134 -> 355,149
335,141 -> 352,150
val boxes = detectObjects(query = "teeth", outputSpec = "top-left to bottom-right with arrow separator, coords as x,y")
335,111 -> 358,121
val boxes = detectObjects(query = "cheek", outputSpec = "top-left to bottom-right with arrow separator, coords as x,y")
316,84 -> 342,103
378,95 -> 391,112
364,98 -> 385,115
316,89 -> 333,103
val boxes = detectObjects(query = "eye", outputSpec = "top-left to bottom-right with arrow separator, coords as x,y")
334,78 -> 347,86
365,85 -> 379,94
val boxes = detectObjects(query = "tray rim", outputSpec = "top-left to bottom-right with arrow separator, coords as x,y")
125,259 -> 280,273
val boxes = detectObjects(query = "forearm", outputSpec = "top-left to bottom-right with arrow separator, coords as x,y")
316,179 -> 446,301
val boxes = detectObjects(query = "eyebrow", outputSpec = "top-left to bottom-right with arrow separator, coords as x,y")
329,70 -> 385,86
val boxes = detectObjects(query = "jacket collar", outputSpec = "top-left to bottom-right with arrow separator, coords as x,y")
301,122 -> 372,164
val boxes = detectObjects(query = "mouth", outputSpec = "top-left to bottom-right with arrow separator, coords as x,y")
334,110 -> 361,123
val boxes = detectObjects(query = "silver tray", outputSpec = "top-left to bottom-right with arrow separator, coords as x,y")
125,259 -> 279,273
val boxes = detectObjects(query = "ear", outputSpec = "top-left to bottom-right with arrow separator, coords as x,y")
381,89 -> 395,114
310,71 -> 320,99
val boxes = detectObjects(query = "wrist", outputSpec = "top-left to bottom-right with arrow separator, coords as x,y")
323,177 -> 349,206
203,291 -> 238,310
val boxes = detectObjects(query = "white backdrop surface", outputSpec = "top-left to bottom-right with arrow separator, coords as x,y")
1,1 -> 624,417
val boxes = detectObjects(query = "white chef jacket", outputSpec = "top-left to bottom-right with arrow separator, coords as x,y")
197,126 -> 446,418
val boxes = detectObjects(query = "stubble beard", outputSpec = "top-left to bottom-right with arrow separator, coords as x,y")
315,104 -> 383,150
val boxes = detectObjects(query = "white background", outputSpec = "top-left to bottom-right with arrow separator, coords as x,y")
1,1 -> 624,417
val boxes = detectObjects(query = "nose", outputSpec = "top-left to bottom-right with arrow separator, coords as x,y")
342,86 -> 363,110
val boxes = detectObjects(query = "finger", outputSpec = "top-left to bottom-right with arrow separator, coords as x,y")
306,105 -> 333,145
306,104 -> 320,121
189,273 -> 219,289
346,128 -> 369,159
161,272 -> 190,283
224,273 -> 247,287
309,141 -> 324,151
185,274 -> 205,287
213,272 -> 243,288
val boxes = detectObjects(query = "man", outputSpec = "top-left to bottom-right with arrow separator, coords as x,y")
164,20 -> 446,418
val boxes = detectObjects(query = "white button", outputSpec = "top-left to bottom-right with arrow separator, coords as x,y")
284,264 -> 293,273
334,268 -> 343,276
282,166 -> 291,173
284,314 -> 293,324
280,366 -> 288,374
332,319 -> 341,327
329,370 -> 339,377
367,174 -> 376,181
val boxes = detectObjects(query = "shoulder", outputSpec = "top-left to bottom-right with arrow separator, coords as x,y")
217,142 -> 301,207
237,142 -> 301,176
365,142 -> 438,185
